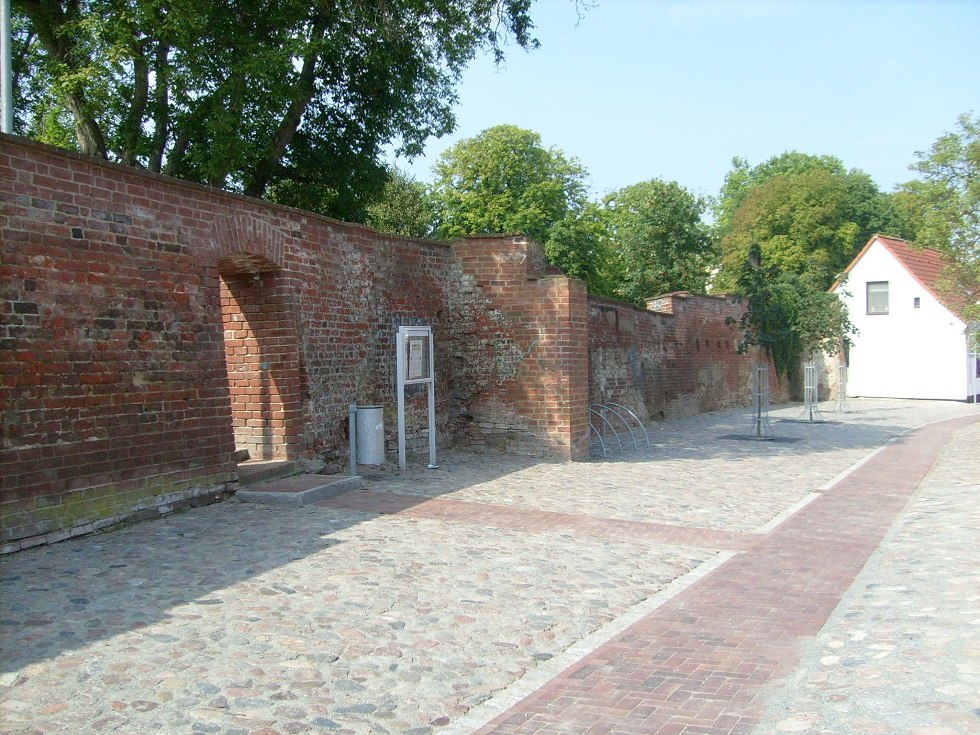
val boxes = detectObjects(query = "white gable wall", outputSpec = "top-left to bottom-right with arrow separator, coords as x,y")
838,241 -> 968,400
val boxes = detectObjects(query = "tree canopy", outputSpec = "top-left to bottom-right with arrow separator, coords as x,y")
732,244 -> 854,382
713,152 -> 903,291
428,130 -> 719,302
429,124 -> 613,292
364,168 -> 436,240
431,124 -> 588,243
716,154 -> 866,384
11,0 -> 542,221
713,152 -> 848,233
895,112 -> 980,335
544,201 -> 614,296
602,179 -> 714,304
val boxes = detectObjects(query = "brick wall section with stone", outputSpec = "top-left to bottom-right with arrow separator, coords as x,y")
0,136 -> 591,549
1,135 -> 786,550
450,236 -> 589,460
588,292 -> 788,422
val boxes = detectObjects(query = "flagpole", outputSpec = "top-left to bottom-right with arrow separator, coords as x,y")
1,0 -> 13,133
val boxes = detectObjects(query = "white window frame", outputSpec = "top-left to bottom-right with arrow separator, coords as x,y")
867,281 -> 889,315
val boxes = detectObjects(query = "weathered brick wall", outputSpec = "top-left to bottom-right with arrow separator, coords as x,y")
0,137 -> 463,549
2,134 -> 796,550
277,223 -> 455,464
205,209 -> 458,466
588,292 -> 787,421
1,141 -> 238,550
449,236 -> 589,460
1,137 -> 591,549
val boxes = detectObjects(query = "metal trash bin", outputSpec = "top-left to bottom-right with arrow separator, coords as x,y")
355,405 -> 385,465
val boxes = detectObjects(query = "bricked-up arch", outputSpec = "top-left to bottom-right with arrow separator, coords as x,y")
217,253 -> 303,461
211,213 -> 287,271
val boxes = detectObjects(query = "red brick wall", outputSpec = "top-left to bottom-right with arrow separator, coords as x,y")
588,292 -> 787,421
1,140 -> 237,550
450,236 -> 589,460
2,134 -> 795,550
0,137 -> 461,549
1,137 -> 592,549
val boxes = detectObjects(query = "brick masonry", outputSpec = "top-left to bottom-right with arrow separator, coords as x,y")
2,135 -> 774,549
219,269 -> 303,461
0,137 -> 589,547
589,292 -> 789,422
450,236 -> 589,460
1,140 -> 238,550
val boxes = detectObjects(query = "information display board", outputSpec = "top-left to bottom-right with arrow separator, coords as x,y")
395,326 -> 436,470
405,334 -> 430,382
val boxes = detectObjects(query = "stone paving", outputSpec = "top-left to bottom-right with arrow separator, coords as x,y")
465,409 -> 980,735
1,399 -> 977,735
753,420 -> 980,735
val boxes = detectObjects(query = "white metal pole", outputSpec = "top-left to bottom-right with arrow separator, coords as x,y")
396,327 -> 407,471
427,332 -> 437,469
1,0 -> 13,133
348,403 -> 357,477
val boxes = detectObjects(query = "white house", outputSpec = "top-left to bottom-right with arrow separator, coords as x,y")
832,234 -> 978,401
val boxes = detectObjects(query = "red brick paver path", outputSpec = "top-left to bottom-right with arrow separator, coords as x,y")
446,415 -> 977,735
329,490 -> 757,552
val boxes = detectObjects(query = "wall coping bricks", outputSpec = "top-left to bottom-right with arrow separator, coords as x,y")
0,132 -> 452,251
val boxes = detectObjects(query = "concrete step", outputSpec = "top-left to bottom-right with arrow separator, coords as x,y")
236,473 -> 363,506
236,460 -> 303,487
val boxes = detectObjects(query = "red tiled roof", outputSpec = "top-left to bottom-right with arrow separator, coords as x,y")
834,234 -> 966,318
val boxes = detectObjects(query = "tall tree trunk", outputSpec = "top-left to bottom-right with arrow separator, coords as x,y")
243,21 -> 326,198
12,31 -> 36,87
62,91 -> 109,158
164,129 -> 189,177
121,44 -> 149,166
19,0 -> 109,159
149,41 -> 170,174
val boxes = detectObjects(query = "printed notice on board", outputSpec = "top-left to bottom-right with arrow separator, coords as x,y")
407,336 -> 428,380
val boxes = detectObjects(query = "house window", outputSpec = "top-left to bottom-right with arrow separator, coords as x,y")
867,281 -> 889,315
913,297 -> 921,309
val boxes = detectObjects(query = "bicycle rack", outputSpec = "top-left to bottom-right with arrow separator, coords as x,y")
589,402 -> 650,458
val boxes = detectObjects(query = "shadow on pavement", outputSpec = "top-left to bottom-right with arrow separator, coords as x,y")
1,502 -> 353,673
0,401 -> 972,673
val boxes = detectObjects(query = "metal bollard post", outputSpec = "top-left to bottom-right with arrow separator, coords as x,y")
348,403 -> 357,477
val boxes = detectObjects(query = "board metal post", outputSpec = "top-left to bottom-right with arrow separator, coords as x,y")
396,326 -> 437,471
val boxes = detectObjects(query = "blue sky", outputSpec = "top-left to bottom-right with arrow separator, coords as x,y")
400,0 -> 980,201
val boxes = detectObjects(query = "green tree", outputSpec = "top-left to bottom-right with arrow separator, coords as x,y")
895,113 -> 979,335
545,201 -> 615,297
732,245 -> 802,380
432,125 -> 588,243
733,244 -> 854,382
713,152 -> 848,233
365,168 -> 436,239
11,0 -> 544,221
601,179 -> 715,304
431,124 -> 612,293
714,153 -> 903,291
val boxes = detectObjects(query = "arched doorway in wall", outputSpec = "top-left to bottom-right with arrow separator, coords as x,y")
217,253 -> 303,461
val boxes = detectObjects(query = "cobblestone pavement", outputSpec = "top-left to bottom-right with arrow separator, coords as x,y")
1,399 -> 977,735
752,420 -> 980,735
